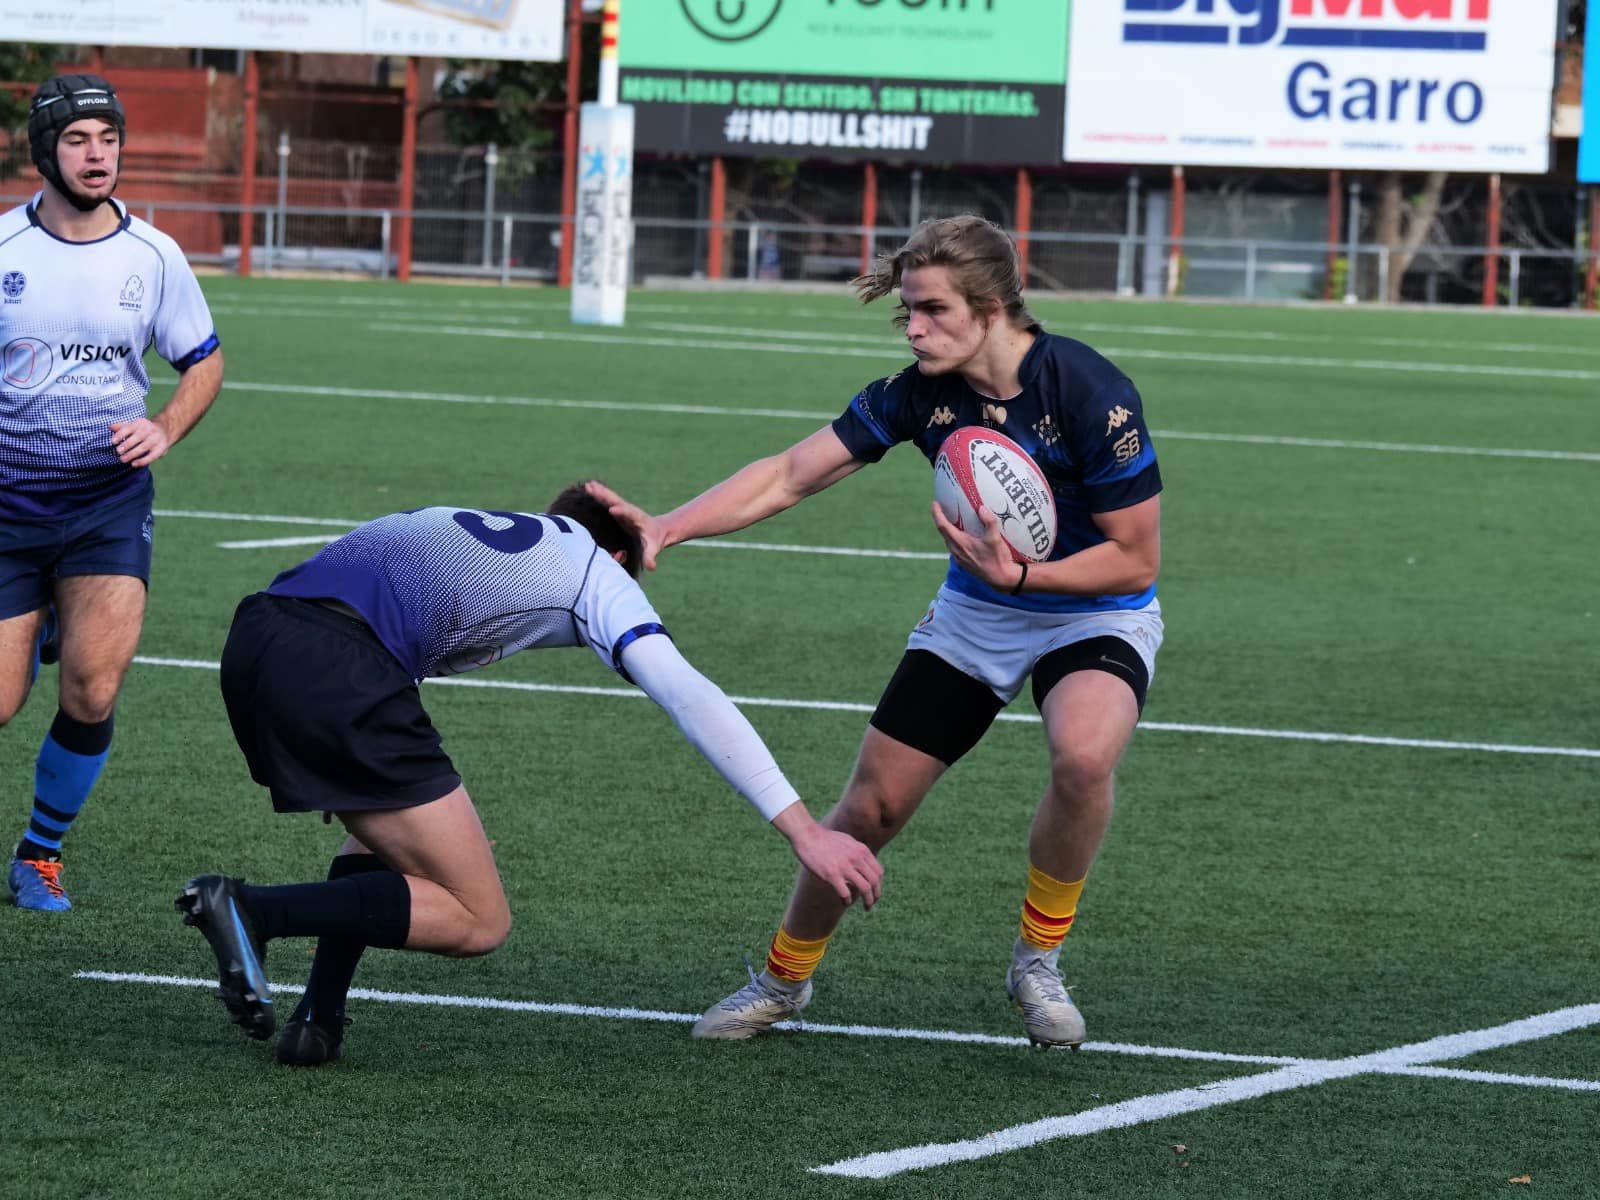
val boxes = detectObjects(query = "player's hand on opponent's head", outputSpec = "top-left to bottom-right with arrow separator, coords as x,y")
109,417 -> 172,469
931,501 -> 1016,591
586,480 -> 666,571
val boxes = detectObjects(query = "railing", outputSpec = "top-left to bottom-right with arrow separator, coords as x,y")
6,194 -> 1594,308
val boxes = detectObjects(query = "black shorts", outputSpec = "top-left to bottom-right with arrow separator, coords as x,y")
220,593 -> 461,815
869,637 -> 1151,767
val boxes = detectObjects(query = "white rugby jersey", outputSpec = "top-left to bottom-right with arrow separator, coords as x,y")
266,507 -> 666,683
266,505 -> 804,822
0,194 -> 219,520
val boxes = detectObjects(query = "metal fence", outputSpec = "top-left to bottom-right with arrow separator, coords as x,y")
5,190 -> 1593,310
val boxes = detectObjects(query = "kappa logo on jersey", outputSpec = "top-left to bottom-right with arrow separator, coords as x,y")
1106,405 -> 1133,435
927,406 -> 956,427
119,274 -> 145,310
982,402 -> 1008,425
1033,414 -> 1060,446
1,270 -> 24,302
2,337 -> 53,391
1112,428 -> 1143,466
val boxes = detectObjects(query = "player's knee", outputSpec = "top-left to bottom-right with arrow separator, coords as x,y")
58,679 -> 120,724
0,674 -> 31,726
1048,742 -> 1116,801
454,907 -> 511,957
832,778 -> 913,843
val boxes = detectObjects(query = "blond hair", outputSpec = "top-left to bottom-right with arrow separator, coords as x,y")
853,214 -> 1041,334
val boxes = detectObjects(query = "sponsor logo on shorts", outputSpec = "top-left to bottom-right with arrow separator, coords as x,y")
1106,405 -> 1133,435
142,513 -> 154,544
119,274 -> 145,310
1,270 -> 24,302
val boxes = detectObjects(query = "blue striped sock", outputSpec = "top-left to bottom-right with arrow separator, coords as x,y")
18,712 -> 113,859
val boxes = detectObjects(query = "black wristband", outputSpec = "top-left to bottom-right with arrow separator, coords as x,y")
1010,562 -> 1029,595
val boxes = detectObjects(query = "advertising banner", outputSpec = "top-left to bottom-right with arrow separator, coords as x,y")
1581,11 -> 1600,184
570,104 -> 635,327
0,0 -> 565,62
1066,1 -> 1558,173
617,1 -> 1070,165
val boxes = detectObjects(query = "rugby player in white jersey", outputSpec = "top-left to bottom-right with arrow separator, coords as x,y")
594,215 -> 1163,1048
1,75 -> 223,911
175,483 -> 883,1067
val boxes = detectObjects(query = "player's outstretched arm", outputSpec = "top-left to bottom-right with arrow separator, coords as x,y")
619,633 -> 882,908
590,425 -> 863,567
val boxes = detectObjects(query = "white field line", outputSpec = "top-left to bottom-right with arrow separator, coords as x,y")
811,1003 -> 1600,1179
72,971 -> 1600,1098
365,320 -> 1600,386
217,380 -> 1600,463
129,655 -> 1600,760
216,534 -> 344,549
209,293 -> 1600,359
646,319 -> 1600,366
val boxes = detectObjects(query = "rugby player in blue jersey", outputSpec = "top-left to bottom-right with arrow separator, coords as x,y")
1,75 -> 223,911
175,485 -> 882,1066
593,215 -> 1163,1047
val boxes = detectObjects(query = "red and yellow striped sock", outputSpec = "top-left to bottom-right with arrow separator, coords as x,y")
1019,864 -> 1086,952
765,926 -> 830,983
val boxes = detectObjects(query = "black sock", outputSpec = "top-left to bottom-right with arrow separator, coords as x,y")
294,854 -> 393,1025
241,870 -> 411,949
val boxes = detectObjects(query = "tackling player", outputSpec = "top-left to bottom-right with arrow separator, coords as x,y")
176,484 -> 883,1067
593,215 -> 1163,1048
1,74 -> 224,911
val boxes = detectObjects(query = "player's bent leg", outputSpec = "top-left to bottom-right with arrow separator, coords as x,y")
338,785 -> 511,957
1008,662 -> 1144,1048
693,726 -> 951,1041
277,842 -> 388,1067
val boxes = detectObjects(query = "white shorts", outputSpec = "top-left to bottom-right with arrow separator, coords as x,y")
905,585 -> 1164,704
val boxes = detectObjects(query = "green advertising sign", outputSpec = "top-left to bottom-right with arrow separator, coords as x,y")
622,0 -> 1067,86
618,1 -> 1070,165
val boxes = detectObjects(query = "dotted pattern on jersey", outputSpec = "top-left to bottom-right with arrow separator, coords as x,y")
0,315 -> 152,493
267,507 -> 604,681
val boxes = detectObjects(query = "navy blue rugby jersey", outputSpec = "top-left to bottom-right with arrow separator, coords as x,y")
265,507 -> 664,683
832,332 -> 1161,614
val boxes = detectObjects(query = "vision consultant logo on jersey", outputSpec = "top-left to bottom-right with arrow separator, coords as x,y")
119,275 -> 145,311
1,270 -> 24,303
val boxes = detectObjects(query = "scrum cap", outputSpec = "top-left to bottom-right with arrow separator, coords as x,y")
27,74 -> 127,194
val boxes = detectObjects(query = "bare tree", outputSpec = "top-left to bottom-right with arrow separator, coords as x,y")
1372,171 -> 1448,302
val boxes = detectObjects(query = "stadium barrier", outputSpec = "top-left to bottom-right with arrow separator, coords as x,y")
3,194 -> 1593,308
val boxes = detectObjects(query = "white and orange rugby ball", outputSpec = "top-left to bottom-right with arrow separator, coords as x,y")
934,427 -> 1057,564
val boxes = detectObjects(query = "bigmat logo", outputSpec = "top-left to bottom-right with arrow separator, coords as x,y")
1124,0 -> 1491,50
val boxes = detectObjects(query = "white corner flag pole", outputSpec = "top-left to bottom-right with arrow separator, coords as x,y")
572,0 -> 634,326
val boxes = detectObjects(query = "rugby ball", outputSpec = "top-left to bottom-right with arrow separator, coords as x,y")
933,427 -> 1056,563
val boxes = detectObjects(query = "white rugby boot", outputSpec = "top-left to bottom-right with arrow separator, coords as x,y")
1005,940 -> 1086,1049
692,969 -> 812,1040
